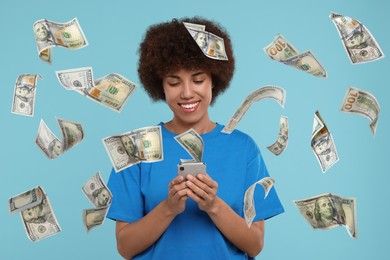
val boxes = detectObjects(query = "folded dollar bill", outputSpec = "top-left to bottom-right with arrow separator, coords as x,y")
267,115 -> 288,156
82,207 -> 109,232
340,86 -> 380,135
264,34 -> 327,77
329,12 -> 384,64
222,86 -> 286,134
82,172 -> 113,208
82,172 -> 112,232
311,111 -> 339,173
103,126 -> 163,172
183,22 -> 228,60
9,186 -> 44,214
174,128 -> 204,162
56,67 -> 136,112
294,193 -> 357,239
10,186 -> 61,242
11,74 -> 43,117
35,117 -> 84,159
33,18 -> 88,64
244,177 -> 275,227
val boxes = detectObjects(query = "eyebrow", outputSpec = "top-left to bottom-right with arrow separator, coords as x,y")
165,71 -> 206,79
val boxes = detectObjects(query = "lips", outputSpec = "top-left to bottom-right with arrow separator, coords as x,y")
179,101 -> 200,112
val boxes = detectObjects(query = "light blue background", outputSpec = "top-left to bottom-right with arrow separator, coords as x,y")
1,0 -> 388,259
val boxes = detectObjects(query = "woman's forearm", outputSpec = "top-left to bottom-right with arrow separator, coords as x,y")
116,199 -> 177,259
207,197 -> 265,257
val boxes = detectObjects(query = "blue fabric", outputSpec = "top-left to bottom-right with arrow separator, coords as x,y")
107,122 -> 284,260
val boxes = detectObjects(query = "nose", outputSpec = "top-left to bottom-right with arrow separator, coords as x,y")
180,81 -> 195,99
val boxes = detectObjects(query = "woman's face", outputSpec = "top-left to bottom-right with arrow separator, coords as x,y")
163,69 -> 212,128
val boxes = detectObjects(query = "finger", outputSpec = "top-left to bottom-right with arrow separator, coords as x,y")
186,180 -> 208,200
186,189 -> 202,203
173,188 -> 190,200
168,176 -> 185,189
186,175 -> 213,195
197,174 -> 218,189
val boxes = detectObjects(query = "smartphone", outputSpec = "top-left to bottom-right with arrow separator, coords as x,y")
177,162 -> 206,179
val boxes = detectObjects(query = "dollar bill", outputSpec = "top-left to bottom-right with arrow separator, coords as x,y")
82,172 -> 112,232
11,74 -> 43,117
264,34 -> 327,77
183,22 -> 206,31
244,177 -> 275,227
183,22 -> 228,60
103,126 -> 163,172
340,86 -> 380,135
294,193 -> 357,239
19,188 -> 61,242
9,186 -> 44,214
82,207 -> 109,232
82,172 -> 113,208
311,111 -> 339,173
329,12 -> 384,64
267,116 -> 288,156
33,18 -> 88,64
222,86 -> 286,134
174,128 -> 204,162
283,51 -> 327,77
55,67 -> 94,90
35,118 -> 84,159
263,34 -> 299,61
56,67 -> 136,112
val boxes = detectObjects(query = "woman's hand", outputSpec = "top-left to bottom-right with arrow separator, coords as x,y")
185,174 -> 219,213
167,176 -> 189,215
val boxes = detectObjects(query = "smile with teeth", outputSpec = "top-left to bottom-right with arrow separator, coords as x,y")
179,101 -> 200,111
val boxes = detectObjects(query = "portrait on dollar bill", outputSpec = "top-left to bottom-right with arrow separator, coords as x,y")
193,31 -> 208,52
21,199 -> 56,226
313,196 -> 344,228
91,187 -> 111,207
47,139 -> 62,159
33,21 -> 54,49
13,85 -> 35,114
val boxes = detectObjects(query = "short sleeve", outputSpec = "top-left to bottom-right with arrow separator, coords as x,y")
106,164 -> 144,223
245,137 -> 284,221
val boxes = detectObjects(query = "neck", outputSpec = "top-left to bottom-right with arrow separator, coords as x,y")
164,118 -> 216,135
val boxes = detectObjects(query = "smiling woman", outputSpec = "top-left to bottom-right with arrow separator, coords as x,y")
105,16 -> 284,260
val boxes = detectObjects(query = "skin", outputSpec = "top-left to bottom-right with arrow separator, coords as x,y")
115,69 -> 264,259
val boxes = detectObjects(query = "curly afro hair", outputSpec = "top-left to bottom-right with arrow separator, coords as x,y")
138,17 -> 235,105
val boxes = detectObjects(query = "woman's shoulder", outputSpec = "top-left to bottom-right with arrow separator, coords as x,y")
218,126 -> 258,150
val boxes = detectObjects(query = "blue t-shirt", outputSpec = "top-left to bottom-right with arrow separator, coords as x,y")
107,123 -> 284,260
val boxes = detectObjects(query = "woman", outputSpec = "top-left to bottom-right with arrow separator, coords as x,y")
107,17 -> 284,259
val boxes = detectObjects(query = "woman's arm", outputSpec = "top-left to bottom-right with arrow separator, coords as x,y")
185,174 -> 264,257
115,176 -> 189,259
